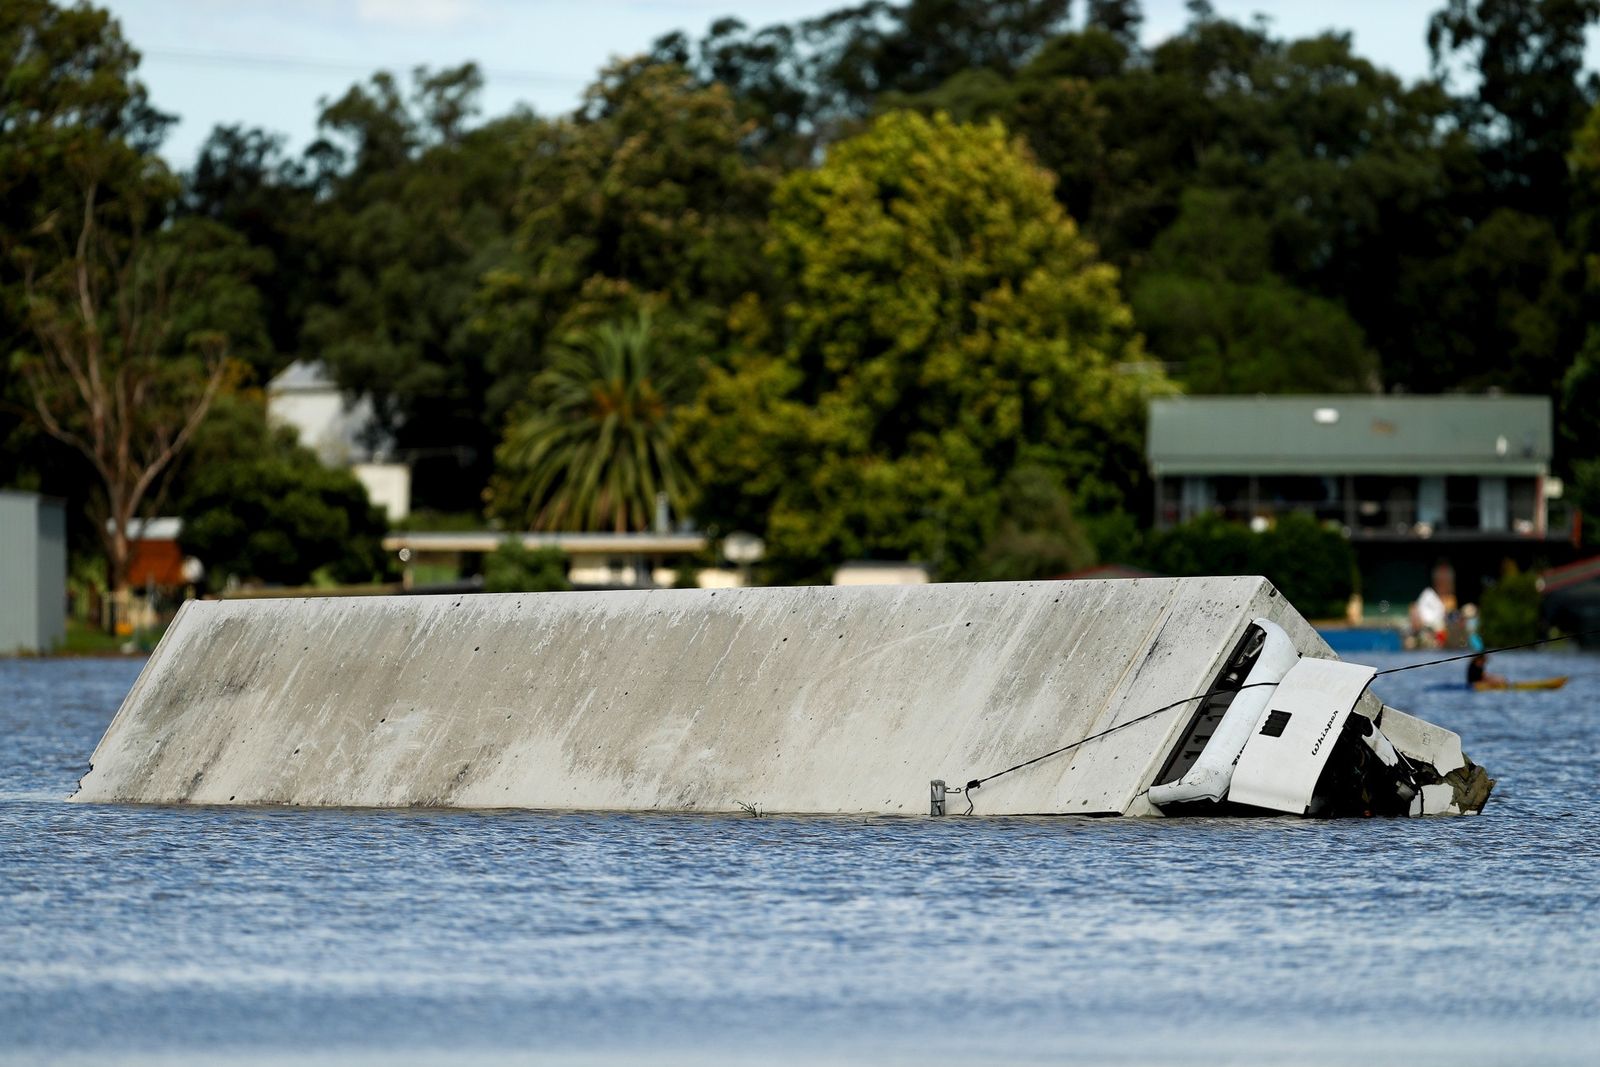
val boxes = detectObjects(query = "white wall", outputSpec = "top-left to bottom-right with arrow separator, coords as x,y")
353,464 -> 411,522
267,390 -> 381,466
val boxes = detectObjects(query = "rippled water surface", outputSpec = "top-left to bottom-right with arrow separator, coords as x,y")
3,651 -> 1598,1065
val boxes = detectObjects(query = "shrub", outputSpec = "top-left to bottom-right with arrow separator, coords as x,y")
482,539 -> 571,594
1144,513 -> 1256,580
1480,564 -> 1541,646
1144,512 -> 1356,618
973,464 -> 1097,581
1256,512 -> 1359,619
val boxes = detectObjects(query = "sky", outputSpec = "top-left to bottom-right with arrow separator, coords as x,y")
104,1 -> 1458,169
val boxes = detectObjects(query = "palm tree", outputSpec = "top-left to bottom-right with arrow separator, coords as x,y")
491,312 -> 694,531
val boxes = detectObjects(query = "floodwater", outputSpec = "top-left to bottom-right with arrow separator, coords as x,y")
2,651 -> 1597,1066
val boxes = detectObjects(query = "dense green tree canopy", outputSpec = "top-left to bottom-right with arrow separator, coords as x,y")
176,396 -> 389,587
481,540 -> 572,593
1130,191 -> 1378,393
1560,100 -> 1600,524
891,16 -> 1488,392
1430,0 -> 1600,213
650,0 -> 1075,159
11,0 -> 1600,593
182,124 -> 315,370
1136,512 -> 1358,620
296,66 -> 538,511
477,60 -> 775,404
2,0 -> 170,489
972,462 -> 1098,581
686,110 -> 1169,580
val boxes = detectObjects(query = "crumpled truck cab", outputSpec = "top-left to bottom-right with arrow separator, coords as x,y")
1146,619 -> 1492,817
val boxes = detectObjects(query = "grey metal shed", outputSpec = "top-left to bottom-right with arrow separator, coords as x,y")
0,490 -> 67,654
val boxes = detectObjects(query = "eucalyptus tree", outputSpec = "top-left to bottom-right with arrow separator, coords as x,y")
16,192 -> 265,616
1,0 -> 172,503
3,0 -> 266,623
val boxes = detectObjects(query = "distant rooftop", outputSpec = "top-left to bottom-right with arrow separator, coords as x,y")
1148,395 -> 1552,476
266,360 -> 336,394
110,517 -> 183,541
384,530 -> 708,557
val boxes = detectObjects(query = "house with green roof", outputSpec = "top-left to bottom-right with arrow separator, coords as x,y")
1146,395 -> 1569,609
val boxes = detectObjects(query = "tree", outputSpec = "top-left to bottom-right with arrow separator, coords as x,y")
14,182 -> 263,620
652,1 -> 1075,160
1429,0 -> 1600,213
973,463 -> 1097,580
1,0 -> 176,570
0,2 -> 172,255
176,395 -> 390,587
1420,207 -> 1577,394
477,59 -> 775,406
1560,310 -> 1600,536
489,313 -> 694,532
890,9 -> 1530,395
1139,512 -> 1356,619
182,123 -> 316,376
1479,562 -> 1542,644
1255,512 -> 1359,620
1560,101 -> 1600,528
1086,0 -> 1143,44
686,110 -> 1170,581
1130,190 -> 1379,393
298,65 -> 537,512
861,0 -> 1075,96
1138,513 -> 1254,580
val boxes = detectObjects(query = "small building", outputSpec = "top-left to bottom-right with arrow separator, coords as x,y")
123,517 -> 188,589
1147,395 -> 1569,610
1149,395 -> 1555,536
0,490 -> 67,653
267,361 -> 412,522
832,561 -> 931,586
384,530 -> 711,591
1540,555 -> 1600,645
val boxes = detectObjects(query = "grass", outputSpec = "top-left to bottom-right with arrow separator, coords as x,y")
56,618 -> 164,656
60,620 -> 127,655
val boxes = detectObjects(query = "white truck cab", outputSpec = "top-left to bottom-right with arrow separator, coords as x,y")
1147,619 -> 1488,818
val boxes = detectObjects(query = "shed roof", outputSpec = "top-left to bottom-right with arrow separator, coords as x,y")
1147,395 -> 1551,476
1540,554 -> 1600,595
266,360 -> 335,394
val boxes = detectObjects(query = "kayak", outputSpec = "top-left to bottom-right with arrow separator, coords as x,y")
1473,676 -> 1569,691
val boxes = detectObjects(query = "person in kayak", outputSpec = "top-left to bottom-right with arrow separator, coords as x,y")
1466,653 -> 1507,689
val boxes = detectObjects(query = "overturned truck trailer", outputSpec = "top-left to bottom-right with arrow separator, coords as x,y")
71,577 -> 1492,818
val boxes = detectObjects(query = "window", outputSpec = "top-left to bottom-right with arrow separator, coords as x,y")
1353,476 -> 1418,531
1445,476 -> 1480,530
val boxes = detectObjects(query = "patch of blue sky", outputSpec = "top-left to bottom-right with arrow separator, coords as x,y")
101,1 -> 1505,169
